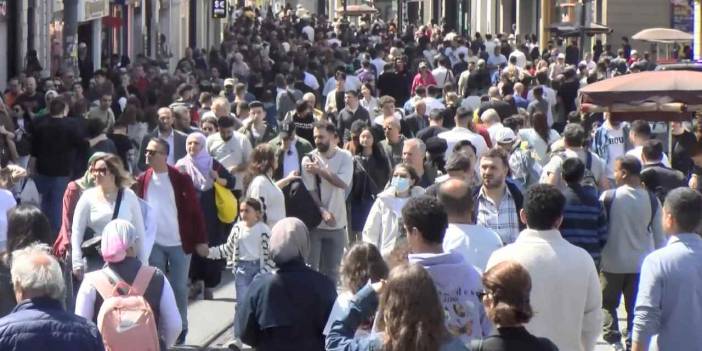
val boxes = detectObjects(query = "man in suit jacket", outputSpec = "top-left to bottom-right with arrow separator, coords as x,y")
137,107 -> 188,171
402,100 -> 429,138
640,140 -> 686,201
268,120 -> 314,181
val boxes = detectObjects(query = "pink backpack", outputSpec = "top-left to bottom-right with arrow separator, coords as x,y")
89,266 -> 160,351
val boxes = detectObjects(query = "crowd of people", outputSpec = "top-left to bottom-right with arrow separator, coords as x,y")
0,3 -> 701,351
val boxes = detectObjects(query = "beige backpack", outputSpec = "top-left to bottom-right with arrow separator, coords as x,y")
88,265 -> 160,351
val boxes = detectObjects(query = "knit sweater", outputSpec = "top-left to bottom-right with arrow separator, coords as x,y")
209,221 -> 275,274
487,229 -> 602,351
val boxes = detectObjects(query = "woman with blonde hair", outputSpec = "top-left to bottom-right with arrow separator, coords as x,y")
472,261 -> 558,351
71,153 -> 146,279
326,263 -> 468,351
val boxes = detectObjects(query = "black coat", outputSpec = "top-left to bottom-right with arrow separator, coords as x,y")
337,106 -> 371,143
470,326 -> 559,351
235,259 -> 337,351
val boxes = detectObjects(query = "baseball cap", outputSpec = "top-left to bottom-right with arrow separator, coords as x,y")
557,53 -> 566,60
224,78 -> 236,87
445,152 -> 472,172
495,128 -> 517,144
279,119 -> 296,139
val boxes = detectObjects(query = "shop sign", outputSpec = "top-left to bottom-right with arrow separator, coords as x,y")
212,0 -> 227,19
78,0 -> 109,22
671,0 -> 694,33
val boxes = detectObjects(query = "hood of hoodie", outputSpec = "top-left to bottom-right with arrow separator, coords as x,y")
408,251 -> 487,342
377,186 -> 425,216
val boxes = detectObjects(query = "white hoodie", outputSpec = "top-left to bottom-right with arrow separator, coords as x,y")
362,186 -> 425,257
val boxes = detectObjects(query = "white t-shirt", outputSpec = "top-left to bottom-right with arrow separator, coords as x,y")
207,131 -> 253,191
439,127 -> 489,162
301,148 -> 354,230
443,223 -> 503,273
234,221 -> 270,261
0,189 -> 16,252
246,175 -> 286,228
147,171 -> 181,247
282,139 -> 300,176
602,125 -> 627,178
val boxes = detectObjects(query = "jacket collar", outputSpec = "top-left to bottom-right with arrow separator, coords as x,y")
668,233 -> 702,246
516,228 -> 563,243
12,297 -> 64,313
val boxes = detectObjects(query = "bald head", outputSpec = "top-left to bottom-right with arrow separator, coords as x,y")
438,179 -> 473,221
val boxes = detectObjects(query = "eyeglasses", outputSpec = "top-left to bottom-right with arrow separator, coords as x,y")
91,167 -> 108,175
145,149 -> 162,156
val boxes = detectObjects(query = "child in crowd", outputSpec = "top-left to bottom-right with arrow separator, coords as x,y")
199,198 -> 275,301
323,242 -> 388,338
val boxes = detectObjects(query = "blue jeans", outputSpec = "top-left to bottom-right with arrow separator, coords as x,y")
234,260 -> 260,302
149,244 -> 191,332
33,174 -> 69,234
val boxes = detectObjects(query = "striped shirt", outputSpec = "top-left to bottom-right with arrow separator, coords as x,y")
476,186 -> 520,244
560,184 -> 608,263
209,221 -> 276,273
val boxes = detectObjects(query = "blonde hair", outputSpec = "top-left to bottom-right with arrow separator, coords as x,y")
98,153 -> 135,188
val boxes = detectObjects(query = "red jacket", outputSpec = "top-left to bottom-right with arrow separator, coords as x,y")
135,165 -> 207,254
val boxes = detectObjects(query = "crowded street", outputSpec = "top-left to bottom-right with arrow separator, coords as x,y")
0,0 -> 701,351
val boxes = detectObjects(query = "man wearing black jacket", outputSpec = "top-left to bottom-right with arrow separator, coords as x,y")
640,140 -> 686,202
377,60 -> 410,105
336,90 -> 370,143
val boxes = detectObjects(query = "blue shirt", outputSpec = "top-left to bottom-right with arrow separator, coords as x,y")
633,233 -> 702,350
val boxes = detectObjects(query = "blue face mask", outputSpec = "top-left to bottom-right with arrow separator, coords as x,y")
391,176 -> 411,193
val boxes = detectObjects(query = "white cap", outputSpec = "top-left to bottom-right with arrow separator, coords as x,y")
495,128 -> 517,144
557,53 -> 566,59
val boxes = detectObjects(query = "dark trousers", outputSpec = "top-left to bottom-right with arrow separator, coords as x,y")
600,271 -> 640,348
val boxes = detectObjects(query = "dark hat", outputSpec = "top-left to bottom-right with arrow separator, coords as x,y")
445,151 -> 472,171
279,119 -> 296,138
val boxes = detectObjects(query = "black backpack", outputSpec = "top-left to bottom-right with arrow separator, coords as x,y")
281,179 -> 322,230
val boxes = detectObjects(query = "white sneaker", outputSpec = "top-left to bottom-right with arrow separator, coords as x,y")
610,342 -> 624,351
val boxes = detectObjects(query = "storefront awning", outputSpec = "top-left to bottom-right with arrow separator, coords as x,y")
548,22 -> 613,37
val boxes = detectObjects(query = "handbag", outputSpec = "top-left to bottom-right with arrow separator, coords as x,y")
282,179 -> 322,229
214,182 -> 238,224
81,189 -> 124,257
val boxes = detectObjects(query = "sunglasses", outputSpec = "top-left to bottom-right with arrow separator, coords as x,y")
91,167 -> 108,175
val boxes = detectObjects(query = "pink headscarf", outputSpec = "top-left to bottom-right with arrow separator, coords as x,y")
101,219 -> 138,263
176,132 -> 215,191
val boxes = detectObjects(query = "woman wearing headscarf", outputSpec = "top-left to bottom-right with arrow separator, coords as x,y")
75,219 -> 182,349
175,132 -> 236,299
235,217 -> 337,351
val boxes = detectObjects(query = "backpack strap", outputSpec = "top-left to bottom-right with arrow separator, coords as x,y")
603,188 -> 616,222
90,271 -> 119,301
130,266 -> 156,296
647,190 -> 658,233
586,151 -> 592,170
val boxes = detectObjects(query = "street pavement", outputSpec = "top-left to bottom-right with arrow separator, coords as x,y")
171,269 -> 620,351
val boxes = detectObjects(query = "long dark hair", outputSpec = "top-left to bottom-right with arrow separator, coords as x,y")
5,205 -> 51,256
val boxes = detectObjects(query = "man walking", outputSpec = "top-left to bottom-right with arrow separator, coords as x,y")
487,184 -> 602,351
599,155 -> 665,351
136,137 -> 208,344
439,179 -> 502,272
403,196 -> 491,343
301,121 -> 353,283
30,98 -> 86,232
632,188 -> 702,351
137,107 -> 187,171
